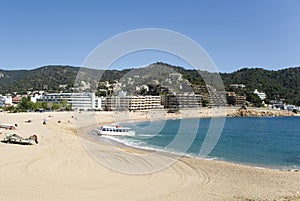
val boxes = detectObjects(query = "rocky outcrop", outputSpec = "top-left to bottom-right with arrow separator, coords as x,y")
227,109 -> 294,117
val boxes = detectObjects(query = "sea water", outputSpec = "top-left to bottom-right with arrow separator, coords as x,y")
111,117 -> 300,169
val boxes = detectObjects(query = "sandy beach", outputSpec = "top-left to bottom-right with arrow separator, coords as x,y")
0,109 -> 299,201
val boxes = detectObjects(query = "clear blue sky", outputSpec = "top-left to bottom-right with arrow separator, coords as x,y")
0,0 -> 300,72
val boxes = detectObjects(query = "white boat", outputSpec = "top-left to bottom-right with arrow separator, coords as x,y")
95,125 -> 135,137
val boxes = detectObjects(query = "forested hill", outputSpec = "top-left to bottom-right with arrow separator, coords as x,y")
0,65 -> 129,94
0,66 -> 80,94
0,63 -> 299,105
221,67 -> 300,105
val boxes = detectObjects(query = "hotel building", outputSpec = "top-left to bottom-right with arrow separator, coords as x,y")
105,95 -> 163,111
162,93 -> 202,109
38,93 -> 104,110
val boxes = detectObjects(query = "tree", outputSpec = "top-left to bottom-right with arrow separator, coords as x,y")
27,101 -> 35,110
245,92 -> 262,107
66,103 -> 72,111
52,103 -> 60,111
139,87 -> 148,96
96,91 -> 106,97
35,101 -> 43,109
201,99 -> 209,107
19,97 -> 29,110
226,96 -> 236,106
6,105 -> 15,113
60,99 -> 68,110
47,102 -> 53,111
42,102 -> 48,110
19,97 -> 35,111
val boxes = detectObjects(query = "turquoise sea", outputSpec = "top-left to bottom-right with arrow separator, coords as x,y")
107,117 -> 300,169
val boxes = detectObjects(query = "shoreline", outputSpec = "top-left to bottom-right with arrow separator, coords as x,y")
1,110 -> 300,200
88,126 -> 299,172
2,107 -> 299,172
81,109 -> 299,172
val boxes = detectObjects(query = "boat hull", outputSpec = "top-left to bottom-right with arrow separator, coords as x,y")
95,130 -> 135,137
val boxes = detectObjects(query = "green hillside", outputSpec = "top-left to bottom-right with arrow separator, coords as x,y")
0,63 -> 299,105
221,67 -> 300,105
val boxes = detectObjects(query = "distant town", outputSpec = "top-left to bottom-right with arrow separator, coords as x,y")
0,62 -> 299,113
0,73 -> 299,113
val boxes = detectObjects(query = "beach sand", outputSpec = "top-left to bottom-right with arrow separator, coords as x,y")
0,110 -> 299,201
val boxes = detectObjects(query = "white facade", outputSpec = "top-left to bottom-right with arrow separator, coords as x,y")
31,94 -> 42,103
105,95 -> 163,111
254,89 -> 266,100
230,84 -> 245,89
5,96 -> 12,106
94,96 -> 104,110
38,93 -> 104,110
0,95 -> 12,106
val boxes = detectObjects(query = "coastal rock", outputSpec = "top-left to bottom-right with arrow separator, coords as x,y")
227,109 -> 294,117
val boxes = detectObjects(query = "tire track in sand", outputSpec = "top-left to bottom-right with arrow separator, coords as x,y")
19,145 -> 98,192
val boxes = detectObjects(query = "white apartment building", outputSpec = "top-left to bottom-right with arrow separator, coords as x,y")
254,89 -> 266,100
0,95 -> 13,106
144,96 -> 162,110
105,96 -> 130,111
38,93 -> 104,110
162,93 -> 202,109
31,94 -> 43,103
105,95 -> 163,111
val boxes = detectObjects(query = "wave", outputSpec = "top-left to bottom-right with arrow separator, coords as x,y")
203,156 -> 223,161
102,135 -> 147,148
135,133 -> 163,138
100,135 -> 199,158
